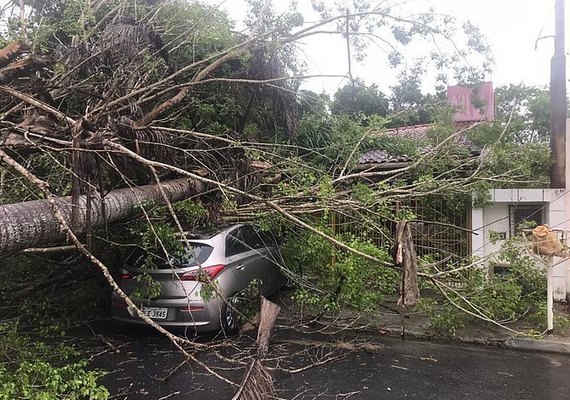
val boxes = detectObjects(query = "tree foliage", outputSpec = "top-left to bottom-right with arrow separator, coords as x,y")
459,84 -> 550,146
331,79 -> 389,119
420,236 -> 548,336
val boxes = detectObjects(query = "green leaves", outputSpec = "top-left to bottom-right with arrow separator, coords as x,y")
331,80 -> 389,119
173,199 -> 208,226
282,226 -> 395,312
482,142 -> 550,188
422,236 -> 547,335
465,84 -> 550,146
0,361 -> 108,400
0,322 -> 108,400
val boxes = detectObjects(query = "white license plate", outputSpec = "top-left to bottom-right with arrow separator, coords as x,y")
141,307 -> 168,320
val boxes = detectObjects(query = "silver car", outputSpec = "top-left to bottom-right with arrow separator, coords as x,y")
111,224 -> 285,333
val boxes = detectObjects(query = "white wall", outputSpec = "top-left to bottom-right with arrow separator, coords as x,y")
565,118 -> 570,298
472,188 -> 568,301
471,118 -> 570,301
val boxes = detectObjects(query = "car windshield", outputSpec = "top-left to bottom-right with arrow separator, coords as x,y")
125,243 -> 213,270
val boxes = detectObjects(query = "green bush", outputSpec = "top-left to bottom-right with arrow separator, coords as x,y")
0,361 -> 108,400
0,322 -> 108,400
421,237 -> 547,335
282,229 -> 397,312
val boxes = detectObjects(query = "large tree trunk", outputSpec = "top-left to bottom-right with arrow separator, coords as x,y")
0,178 -> 204,255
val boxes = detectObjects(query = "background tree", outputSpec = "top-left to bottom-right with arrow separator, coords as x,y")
494,84 -> 550,143
331,79 -> 389,120
388,66 -> 445,127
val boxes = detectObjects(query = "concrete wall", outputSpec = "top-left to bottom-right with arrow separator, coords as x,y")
566,117 -> 570,300
472,188 -> 569,301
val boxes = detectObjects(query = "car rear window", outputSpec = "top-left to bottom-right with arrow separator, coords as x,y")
225,226 -> 278,257
125,243 -> 213,270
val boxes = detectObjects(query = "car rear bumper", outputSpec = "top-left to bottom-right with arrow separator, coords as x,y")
110,292 -> 224,332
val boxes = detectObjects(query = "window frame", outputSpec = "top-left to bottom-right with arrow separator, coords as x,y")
508,204 -> 545,238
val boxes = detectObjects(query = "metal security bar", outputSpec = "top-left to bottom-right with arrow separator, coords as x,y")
330,196 -> 471,263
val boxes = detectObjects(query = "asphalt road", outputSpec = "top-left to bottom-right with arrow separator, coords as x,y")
78,323 -> 570,400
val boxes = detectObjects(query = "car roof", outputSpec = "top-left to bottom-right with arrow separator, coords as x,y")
179,223 -> 252,240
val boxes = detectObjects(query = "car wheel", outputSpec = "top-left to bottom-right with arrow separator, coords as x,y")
221,294 -> 240,334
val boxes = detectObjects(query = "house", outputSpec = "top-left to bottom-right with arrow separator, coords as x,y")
471,188 -> 570,301
355,82 -> 570,301
356,124 -> 476,263
455,84 -> 570,302
471,141 -> 570,301
353,83 -> 490,264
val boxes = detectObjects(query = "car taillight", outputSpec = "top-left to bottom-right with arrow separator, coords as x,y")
179,305 -> 205,312
180,264 -> 226,281
119,270 -> 132,279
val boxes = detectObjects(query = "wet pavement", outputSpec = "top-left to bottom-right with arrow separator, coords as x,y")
74,321 -> 570,400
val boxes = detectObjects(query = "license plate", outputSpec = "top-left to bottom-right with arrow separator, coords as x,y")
141,307 -> 168,320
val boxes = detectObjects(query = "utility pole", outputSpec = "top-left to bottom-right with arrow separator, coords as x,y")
550,0 -> 566,188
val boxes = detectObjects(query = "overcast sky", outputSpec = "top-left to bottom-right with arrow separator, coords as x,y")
209,0 -> 557,95
0,0 -> 559,95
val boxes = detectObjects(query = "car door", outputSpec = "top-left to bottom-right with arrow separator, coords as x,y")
225,226 -> 273,295
251,226 -> 284,293
225,227 -> 261,295
241,225 -> 283,294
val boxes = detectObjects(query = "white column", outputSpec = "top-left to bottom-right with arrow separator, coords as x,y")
560,119 -> 570,300
471,207 -> 485,258
548,257 -> 554,332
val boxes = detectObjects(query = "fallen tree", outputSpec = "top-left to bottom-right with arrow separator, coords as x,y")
0,175 -> 204,254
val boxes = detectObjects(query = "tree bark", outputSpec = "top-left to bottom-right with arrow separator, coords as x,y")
395,220 -> 420,309
0,54 -> 53,83
232,296 -> 280,400
0,178 -> 204,255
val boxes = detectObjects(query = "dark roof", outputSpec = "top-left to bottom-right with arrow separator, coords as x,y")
370,124 -> 431,141
358,123 -> 477,165
358,146 -> 433,165
358,149 -> 408,164
357,124 -> 431,165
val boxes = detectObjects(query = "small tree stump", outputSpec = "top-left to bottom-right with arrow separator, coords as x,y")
232,296 -> 281,400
